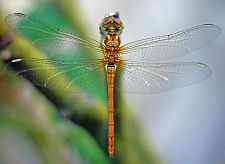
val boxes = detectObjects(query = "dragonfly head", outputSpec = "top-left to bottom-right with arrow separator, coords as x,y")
100,12 -> 124,36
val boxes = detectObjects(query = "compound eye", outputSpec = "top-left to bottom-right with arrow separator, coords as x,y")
116,24 -> 123,31
102,24 -> 108,31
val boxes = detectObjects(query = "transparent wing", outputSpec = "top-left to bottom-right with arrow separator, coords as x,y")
121,24 -> 221,61
4,58 -> 106,93
5,13 -> 103,60
120,62 -> 211,93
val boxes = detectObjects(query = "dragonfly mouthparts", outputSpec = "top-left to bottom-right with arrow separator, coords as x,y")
105,12 -> 119,19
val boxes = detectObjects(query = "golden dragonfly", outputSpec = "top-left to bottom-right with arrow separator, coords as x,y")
5,12 -> 221,157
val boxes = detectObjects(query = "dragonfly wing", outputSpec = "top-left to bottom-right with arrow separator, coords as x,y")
5,58 -> 106,93
120,62 -> 211,93
5,13 -> 103,59
121,24 -> 221,61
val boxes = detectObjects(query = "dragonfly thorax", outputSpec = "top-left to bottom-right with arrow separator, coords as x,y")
102,34 -> 123,55
103,54 -> 117,65
102,34 -> 124,66
104,35 -> 121,47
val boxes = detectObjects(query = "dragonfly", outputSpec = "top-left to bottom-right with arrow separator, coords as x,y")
5,12 -> 221,157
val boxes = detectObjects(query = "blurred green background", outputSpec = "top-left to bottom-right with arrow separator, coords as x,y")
0,0 -> 225,164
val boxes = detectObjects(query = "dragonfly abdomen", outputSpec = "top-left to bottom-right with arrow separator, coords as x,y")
107,66 -> 115,157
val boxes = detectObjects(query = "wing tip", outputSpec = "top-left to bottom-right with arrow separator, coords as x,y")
11,58 -> 23,63
5,13 -> 25,24
203,23 -> 214,27
196,62 -> 212,78
203,23 -> 222,34
10,13 -> 25,16
6,13 -> 24,18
